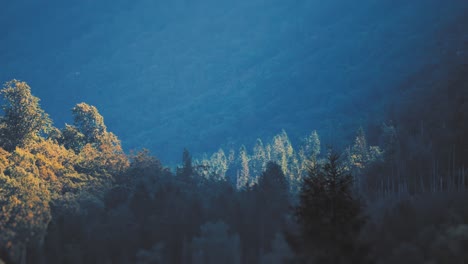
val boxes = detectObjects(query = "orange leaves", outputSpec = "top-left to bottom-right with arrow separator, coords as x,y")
25,140 -> 77,181
0,80 -> 133,261
0,147 -> 10,173
0,80 -> 51,151
76,139 -> 129,176
0,171 -> 52,257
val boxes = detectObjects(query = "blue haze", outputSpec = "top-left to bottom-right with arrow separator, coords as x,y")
1,0 -> 467,163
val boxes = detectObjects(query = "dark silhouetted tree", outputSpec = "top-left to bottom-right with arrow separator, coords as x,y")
256,162 -> 290,255
293,152 -> 369,264
177,148 -> 193,179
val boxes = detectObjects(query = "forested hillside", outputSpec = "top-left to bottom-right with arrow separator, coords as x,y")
1,1 -> 468,263
1,0 -> 467,162
0,70 -> 467,263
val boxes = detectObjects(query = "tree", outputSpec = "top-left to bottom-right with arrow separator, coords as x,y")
349,127 -> 369,169
293,152 -> 369,264
251,139 -> 267,180
256,162 -> 290,254
71,103 -> 106,145
301,130 -> 321,159
236,145 -> 250,189
67,103 -> 128,175
0,167 -> 52,263
178,148 -> 193,179
257,162 -> 288,197
208,149 -> 228,181
272,130 -> 294,176
298,131 -> 321,173
59,124 -> 86,153
0,80 -> 51,151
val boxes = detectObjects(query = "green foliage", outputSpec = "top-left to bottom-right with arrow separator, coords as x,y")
0,77 -> 465,264
0,80 -> 51,151
59,124 -> 86,153
72,103 -> 106,145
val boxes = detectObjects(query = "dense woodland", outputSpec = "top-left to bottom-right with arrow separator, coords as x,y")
0,70 -> 467,264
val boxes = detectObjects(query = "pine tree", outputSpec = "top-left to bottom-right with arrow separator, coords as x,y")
237,145 -> 250,189
209,148 -> 228,181
302,130 -> 321,159
272,130 -> 294,176
255,162 -> 290,260
178,148 -> 193,179
349,127 -> 369,169
293,152 -> 369,264
252,139 -> 267,180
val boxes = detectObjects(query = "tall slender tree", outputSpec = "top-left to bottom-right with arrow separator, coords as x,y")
293,152 -> 369,264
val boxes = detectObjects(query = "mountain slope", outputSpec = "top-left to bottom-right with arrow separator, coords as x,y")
1,0 -> 467,162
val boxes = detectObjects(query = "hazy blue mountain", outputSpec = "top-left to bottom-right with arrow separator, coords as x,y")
1,0 -> 467,162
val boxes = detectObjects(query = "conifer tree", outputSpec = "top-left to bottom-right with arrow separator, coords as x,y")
293,152 -> 369,264
237,145 -> 250,189
177,148 -> 194,180
252,139 -> 267,179
209,149 -> 228,181
302,130 -> 321,159
349,127 -> 369,169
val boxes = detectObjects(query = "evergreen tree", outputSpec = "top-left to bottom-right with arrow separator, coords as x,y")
257,162 -> 288,197
177,148 -> 193,179
209,148 -> 228,181
293,152 -> 369,264
252,139 -> 267,180
302,130 -> 321,159
349,127 -> 369,169
255,162 -> 290,258
236,145 -> 250,189
272,130 -> 294,176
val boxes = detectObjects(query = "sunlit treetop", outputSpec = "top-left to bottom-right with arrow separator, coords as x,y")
72,102 -> 107,145
0,80 -> 51,151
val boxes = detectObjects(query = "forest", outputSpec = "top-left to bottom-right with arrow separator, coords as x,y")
0,59 -> 467,264
1,1 -> 468,263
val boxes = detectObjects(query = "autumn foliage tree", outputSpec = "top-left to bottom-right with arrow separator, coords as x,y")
0,80 -> 51,151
